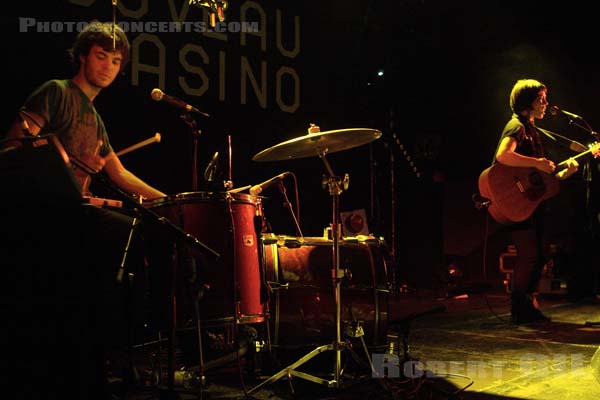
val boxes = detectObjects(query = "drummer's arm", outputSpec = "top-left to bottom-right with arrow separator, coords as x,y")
103,151 -> 167,200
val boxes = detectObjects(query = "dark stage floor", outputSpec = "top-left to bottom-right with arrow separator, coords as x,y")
96,286 -> 600,400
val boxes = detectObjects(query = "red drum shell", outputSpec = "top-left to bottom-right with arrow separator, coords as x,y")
146,191 -> 263,326
262,235 -> 391,349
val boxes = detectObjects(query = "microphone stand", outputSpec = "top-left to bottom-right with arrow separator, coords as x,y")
563,117 -> 600,143
277,180 -> 303,238
68,152 -> 220,396
561,116 -> 599,228
248,151 -> 368,396
73,158 -> 219,258
180,111 -> 203,191
225,134 -> 233,190
563,116 -> 600,314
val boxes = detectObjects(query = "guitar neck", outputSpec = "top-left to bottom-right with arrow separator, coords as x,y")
556,145 -> 596,167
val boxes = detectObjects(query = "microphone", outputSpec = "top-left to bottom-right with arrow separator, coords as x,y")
151,88 -> 210,117
214,1 -> 228,23
249,172 -> 292,196
204,151 -> 219,182
549,105 -> 582,120
189,0 -> 227,27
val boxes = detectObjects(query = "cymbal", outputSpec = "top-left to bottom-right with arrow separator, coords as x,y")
252,128 -> 382,162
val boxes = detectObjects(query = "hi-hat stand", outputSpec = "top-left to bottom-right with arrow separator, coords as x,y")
248,152 -> 366,394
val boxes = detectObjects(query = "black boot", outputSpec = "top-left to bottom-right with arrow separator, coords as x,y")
511,293 -> 551,324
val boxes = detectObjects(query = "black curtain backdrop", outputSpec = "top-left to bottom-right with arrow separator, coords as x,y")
2,0 -> 599,290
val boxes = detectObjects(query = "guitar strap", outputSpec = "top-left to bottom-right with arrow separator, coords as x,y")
536,127 -> 587,153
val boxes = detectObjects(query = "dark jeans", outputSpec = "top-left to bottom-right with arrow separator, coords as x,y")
509,211 -> 546,299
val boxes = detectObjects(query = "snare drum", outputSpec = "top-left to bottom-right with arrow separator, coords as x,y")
262,235 -> 391,349
146,191 -> 264,326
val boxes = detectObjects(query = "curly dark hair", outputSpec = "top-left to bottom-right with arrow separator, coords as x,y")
509,79 -> 546,114
68,20 -> 130,73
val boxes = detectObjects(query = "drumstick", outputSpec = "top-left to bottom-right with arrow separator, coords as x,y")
116,132 -> 161,156
81,139 -> 103,195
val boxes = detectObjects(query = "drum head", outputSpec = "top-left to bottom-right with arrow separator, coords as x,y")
145,191 -> 257,208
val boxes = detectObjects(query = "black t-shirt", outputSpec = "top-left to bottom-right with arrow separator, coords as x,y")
493,115 -> 544,164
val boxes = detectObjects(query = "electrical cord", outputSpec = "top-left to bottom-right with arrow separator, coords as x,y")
424,372 -> 475,398
472,192 -> 511,326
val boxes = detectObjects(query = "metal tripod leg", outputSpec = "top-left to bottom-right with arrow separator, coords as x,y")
116,216 -> 139,284
247,343 -> 337,394
248,153 -> 350,394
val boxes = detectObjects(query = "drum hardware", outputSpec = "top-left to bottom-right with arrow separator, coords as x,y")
146,191 -> 266,392
70,156 -> 221,395
224,134 -> 234,190
342,307 -> 378,377
246,171 -> 303,237
116,215 -> 140,284
248,125 -> 382,394
251,127 -> 382,162
77,168 -> 221,259
179,110 -> 203,191
203,151 -> 219,183
278,178 -> 304,238
266,281 -> 289,291
227,184 -> 251,194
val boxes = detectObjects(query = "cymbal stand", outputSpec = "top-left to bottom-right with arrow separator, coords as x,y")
248,151 -> 351,394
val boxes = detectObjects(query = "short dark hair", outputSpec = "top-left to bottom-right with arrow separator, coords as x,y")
509,79 -> 546,114
68,20 -> 130,73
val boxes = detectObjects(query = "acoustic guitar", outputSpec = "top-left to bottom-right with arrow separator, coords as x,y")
478,143 -> 600,225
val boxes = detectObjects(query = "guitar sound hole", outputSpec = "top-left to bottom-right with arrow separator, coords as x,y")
527,171 -> 546,200
529,171 -> 544,186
